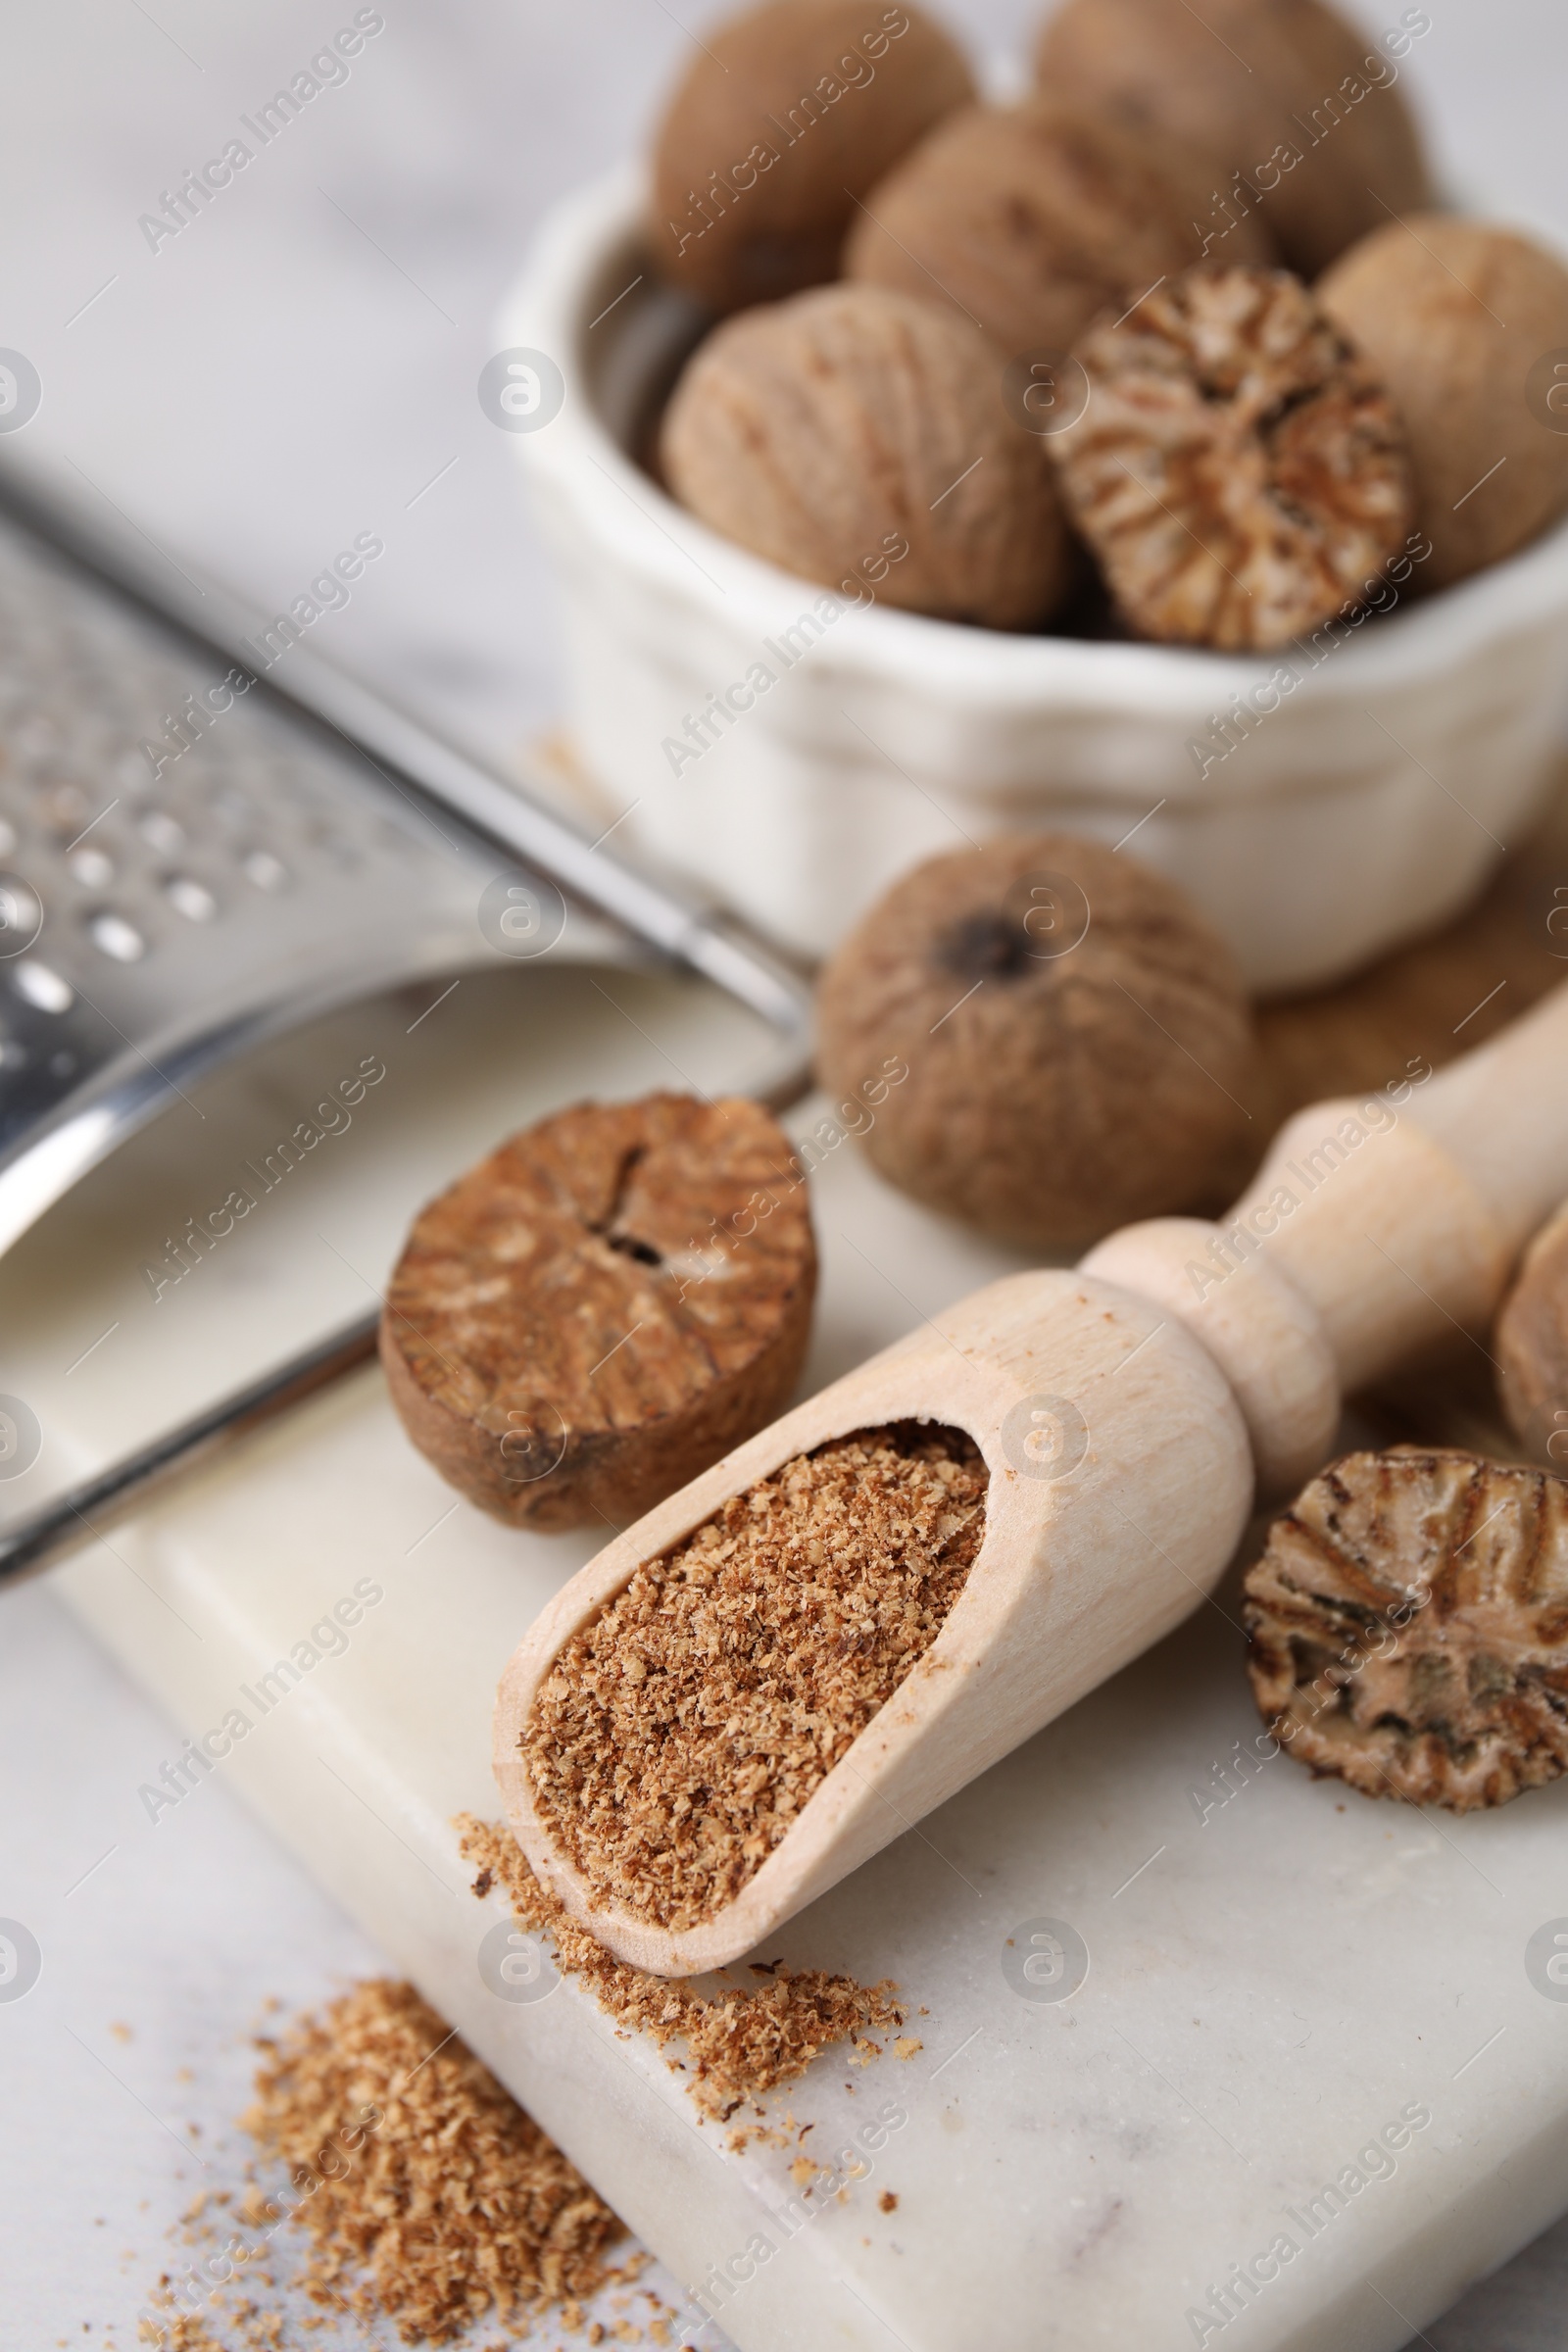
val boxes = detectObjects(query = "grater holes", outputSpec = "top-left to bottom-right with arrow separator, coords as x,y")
139,808 -> 184,856
0,514 -> 499,1171
240,848 -> 288,891
12,959 -> 73,1013
88,910 -> 146,962
34,779 -> 95,835
165,874 -> 217,922
209,784 -> 253,828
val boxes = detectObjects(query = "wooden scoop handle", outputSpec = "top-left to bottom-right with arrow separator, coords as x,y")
1403,978 -> 1568,1253
1083,978 -> 1568,1492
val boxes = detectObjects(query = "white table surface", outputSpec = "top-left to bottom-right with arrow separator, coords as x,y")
2,2 -> 1567,2346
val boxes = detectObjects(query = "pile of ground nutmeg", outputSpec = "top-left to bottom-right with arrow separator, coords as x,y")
517,1420 -> 989,1932
245,1979 -> 624,2338
138,1979 -> 641,2350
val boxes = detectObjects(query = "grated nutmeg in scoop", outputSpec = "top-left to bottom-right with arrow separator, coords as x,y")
1050,265 -> 1414,650
520,1421 -> 988,1931
1244,1447 -> 1568,1812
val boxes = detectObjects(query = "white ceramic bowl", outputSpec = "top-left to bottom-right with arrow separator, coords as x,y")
501,166 -> 1568,991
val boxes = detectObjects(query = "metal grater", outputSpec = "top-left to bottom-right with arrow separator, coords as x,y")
0,463 -> 811,1584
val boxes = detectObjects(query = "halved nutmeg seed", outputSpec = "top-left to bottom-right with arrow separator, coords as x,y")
1050,264 -> 1415,650
380,1094 -> 817,1533
1244,1446 -> 1568,1812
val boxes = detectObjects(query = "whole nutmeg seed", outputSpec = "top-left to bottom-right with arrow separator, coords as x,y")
845,99 -> 1276,361
1050,265 -> 1414,650
1034,0 -> 1432,278
649,0 -> 975,315
661,283 -> 1072,629
1496,1198 -> 1568,1468
814,833 -> 1255,1250
1319,217 -> 1568,593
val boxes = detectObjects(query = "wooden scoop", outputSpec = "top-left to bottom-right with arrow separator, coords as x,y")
495,983 -> 1568,1977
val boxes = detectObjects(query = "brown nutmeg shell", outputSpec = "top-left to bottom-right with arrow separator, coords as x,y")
845,98 -> 1276,360
815,834 -> 1256,1250
380,1094 -> 816,1531
1319,216 -> 1568,592
1034,0 -> 1432,279
661,283 -> 1072,629
649,0 -> 975,314
1496,1198 -> 1568,1467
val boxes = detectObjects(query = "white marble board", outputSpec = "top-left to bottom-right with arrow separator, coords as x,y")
3,958 -> 1566,2352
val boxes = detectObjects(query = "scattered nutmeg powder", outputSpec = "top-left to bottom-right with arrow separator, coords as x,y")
457,1817 -> 906,2129
245,1979 -> 623,2340
137,1978 -> 642,2351
520,1422 -> 988,1931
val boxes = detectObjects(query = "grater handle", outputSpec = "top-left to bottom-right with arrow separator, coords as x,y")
0,1311 -> 379,1591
